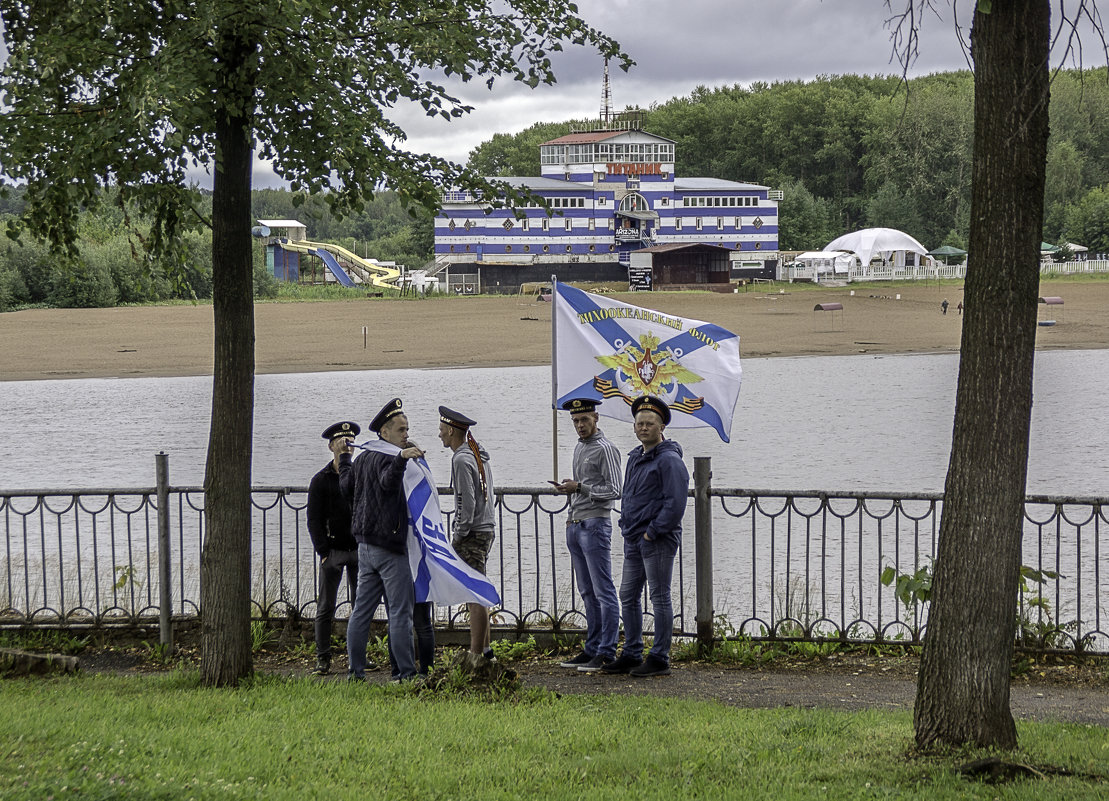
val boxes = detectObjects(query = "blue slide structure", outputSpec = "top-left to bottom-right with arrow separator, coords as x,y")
312,248 -> 357,287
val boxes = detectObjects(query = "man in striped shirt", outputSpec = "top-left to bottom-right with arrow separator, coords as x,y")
552,398 -> 623,673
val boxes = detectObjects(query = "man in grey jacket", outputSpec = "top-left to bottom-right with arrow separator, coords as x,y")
552,398 -> 622,673
438,405 -> 496,659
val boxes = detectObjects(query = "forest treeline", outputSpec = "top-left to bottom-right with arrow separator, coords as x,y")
0,187 -> 433,311
469,69 -> 1109,255
4,68 -> 1109,310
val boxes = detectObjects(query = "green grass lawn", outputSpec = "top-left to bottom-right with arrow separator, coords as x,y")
1,671 -> 1105,800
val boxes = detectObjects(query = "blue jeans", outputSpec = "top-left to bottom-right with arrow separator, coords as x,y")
315,548 -> 358,659
566,518 -> 619,659
347,542 -> 416,679
618,535 -> 679,664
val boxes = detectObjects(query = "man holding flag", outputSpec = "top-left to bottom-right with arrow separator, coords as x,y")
340,398 -> 425,681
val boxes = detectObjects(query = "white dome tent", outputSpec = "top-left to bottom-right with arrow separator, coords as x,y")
824,228 -> 931,274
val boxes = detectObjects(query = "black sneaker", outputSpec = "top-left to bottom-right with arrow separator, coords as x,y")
600,653 -> 643,674
365,659 -> 380,672
311,657 -> 331,675
558,650 -> 592,668
629,656 -> 671,677
577,655 -> 614,673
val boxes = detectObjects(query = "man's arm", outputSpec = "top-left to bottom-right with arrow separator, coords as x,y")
645,453 -> 689,540
306,473 -> 331,557
453,458 -> 479,536
582,441 -> 623,501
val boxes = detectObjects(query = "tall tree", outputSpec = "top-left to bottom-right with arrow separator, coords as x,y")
911,0 -> 1051,749
0,0 -> 625,686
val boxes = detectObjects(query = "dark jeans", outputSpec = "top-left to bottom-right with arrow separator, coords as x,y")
315,548 -> 358,659
618,535 -> 679,664
389,601 -> 435,677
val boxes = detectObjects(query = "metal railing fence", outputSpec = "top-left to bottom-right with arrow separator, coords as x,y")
2,459 -> 1106,653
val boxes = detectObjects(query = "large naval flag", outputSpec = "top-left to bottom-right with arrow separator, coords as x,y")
360,440 -> 500,607
552,280 -> 742,442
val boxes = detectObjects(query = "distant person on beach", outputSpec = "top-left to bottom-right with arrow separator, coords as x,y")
340,398 -> 425,681
941,298 -> 949,315
438,405 -> 497,660
307,420 -> 367,676
602,396 -> 689,678
957,301 -> 963,315
552,398 -> 622,673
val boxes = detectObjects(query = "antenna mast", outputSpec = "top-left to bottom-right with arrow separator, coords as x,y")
600,58 -> 612,127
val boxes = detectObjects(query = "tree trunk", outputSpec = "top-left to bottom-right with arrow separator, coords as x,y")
914,1 -> 1050,749
200,35 -> 257,687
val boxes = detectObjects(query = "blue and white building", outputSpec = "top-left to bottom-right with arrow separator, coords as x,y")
435,123 -> 780,290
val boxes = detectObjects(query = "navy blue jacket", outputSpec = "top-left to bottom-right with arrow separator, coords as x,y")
338,448 -> 409,554
618,438 -> 688,546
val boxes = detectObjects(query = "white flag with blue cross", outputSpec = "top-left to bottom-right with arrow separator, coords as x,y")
362,440 -> 501,606
552,281 -> 742,442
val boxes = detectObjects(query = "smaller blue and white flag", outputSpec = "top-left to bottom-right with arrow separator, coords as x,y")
361,440 -> 500,606
553,281 -> 742,442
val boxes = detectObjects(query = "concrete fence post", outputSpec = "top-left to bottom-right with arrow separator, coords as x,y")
156,452 -> 174,653
693,456 -> 713,653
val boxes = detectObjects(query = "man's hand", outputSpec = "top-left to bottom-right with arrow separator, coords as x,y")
329,437 -> 352,456
552,479 -> 579,494
400,445 -> 424,460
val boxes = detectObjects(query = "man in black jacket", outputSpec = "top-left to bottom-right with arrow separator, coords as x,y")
307,421 -> 368,676
340,398 -> 425,681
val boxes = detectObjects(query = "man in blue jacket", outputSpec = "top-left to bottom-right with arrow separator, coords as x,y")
602,395 -> 689,678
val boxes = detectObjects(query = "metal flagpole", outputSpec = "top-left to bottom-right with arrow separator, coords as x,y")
550,274 -> 559,481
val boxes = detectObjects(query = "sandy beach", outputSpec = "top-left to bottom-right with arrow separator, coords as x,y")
3,280 -> 1107,381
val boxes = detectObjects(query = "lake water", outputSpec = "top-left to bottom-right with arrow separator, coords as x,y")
2,349 -> 1108,496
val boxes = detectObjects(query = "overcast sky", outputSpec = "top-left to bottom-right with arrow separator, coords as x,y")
379,0 -> 975,172
3,1 -> 1101,188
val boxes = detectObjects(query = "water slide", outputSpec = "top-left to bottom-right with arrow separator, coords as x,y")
278,238 -> 401,289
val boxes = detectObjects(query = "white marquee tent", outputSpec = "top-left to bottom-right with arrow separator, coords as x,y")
824,227 -> 930,268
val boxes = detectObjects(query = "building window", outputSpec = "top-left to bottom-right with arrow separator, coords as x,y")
505,245 -> 512,252
755,242 -> 762,249
588,218 -> 596,231
543,244 -> 550,253
524,245 -> 531,252
619,192 -> 649,213
566,244 -> 573,253
675,218 -> 683,231
696,217 -> 703,231
449,245 -> 455,252
588,244 -> 596,252
542,218 -> 550,232
565,219 -> 572,231
715,217 -> 722,230
609,244 -> 615,251
734,217 -> 741,228
522,218 -> 530,231
502,218 -> 514,231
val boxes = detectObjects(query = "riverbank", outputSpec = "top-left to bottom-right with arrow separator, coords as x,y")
4,278 -> 1108,381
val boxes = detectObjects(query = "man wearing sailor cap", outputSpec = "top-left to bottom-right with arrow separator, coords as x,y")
438,406 -> 496,659
602,395 -> 689,678
552,398 -> 622,673
339,398 -> 425,681
307,421 -> 367,676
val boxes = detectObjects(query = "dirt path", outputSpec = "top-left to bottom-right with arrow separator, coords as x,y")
4,279 -> 1109,381
75,645 -> 1109,726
